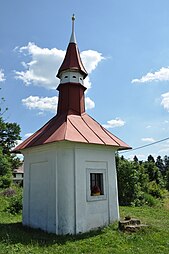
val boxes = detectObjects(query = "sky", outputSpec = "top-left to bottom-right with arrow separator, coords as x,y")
1,0 -> 169,161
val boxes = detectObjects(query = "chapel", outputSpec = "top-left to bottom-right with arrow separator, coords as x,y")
13,15 -> 130,234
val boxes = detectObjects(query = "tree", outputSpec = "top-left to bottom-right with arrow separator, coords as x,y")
144,155 -> 163,185
133,155 -> 139,164
166,171 -> 169,191
163,155 -> 169,176
116,155 -> 146,206
0,148 -> 12,188
156,156 -> 165,176
0,88 -> 21,170
148,155 -> 155,163
0,117 -> 21,155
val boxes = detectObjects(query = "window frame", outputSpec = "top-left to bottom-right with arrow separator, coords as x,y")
86,168 -> 107,202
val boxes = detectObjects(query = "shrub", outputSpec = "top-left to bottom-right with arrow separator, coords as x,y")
143,193 -> 157,207
1,187 -> 16,197
0,175 -> 12,189
0,149 -> 12,188
147,181 -> 163,198
6,187 -> 23,214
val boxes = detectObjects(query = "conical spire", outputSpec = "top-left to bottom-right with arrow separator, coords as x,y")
12,15 -> 131,153
57,15 -> 88,79
70,14 -> 76,43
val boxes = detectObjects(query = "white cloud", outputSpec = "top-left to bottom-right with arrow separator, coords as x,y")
132,67 -> 169,83
22,96 -> 58,113
141,137 -> 155,142
0,69 -> 5,82
22,95 -> 95,113
80,50 -> 104,74
161,92 -> 169,111
14,42 -> 104,90
158,147 -> 169,153
146,125 -> 152,129
85,97 -> 95,110
102,117 -> 125,129
127,154 -> 147,161
24,133 -> 33,138
15,42 -> 64,89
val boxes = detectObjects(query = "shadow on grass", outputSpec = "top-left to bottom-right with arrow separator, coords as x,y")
0,222 -> 105,247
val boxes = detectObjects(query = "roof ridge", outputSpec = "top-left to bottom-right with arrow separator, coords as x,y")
85,113 -> 121,146
67,115 -> 89,143
81,114 -> 106,145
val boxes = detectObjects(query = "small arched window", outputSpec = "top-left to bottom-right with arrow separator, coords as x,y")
64,76 -> 68,78
73,76 -> 76,78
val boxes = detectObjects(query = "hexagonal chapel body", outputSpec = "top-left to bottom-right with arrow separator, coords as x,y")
13,15 -> 131,235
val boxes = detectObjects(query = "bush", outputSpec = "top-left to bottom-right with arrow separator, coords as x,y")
143,193 -> 157,207
0,149 -> 12,188
0,175 -> 12,189
6,187 -> 23,214
147,181 -> 163,198
1,187 -> 16,197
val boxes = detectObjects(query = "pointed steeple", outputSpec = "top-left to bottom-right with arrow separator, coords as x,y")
57,15 -> 88,79
56,15 -> 88,116
70,14 -> 76,43
12,15 -> 131,153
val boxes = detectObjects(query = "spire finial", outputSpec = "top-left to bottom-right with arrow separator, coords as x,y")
70,14 -> 76,43
72,14 -> 75,21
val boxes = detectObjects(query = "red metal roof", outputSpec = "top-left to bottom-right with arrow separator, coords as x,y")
57,42 -> 88,79
13,112 -> 131,152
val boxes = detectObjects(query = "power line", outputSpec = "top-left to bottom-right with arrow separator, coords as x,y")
119,136 -> 169,154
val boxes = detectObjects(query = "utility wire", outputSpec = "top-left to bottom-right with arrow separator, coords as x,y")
119,136 -> 169,154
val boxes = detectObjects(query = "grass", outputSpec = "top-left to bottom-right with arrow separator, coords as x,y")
0,191 -> 169,254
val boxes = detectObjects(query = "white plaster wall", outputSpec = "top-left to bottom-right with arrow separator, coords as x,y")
74,143 -> 119,233
22,145 -> 57,234
22,141 -> 119,235
57,145 -> 75,234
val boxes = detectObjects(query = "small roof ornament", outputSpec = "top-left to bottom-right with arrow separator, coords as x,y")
70,14 -> 76,43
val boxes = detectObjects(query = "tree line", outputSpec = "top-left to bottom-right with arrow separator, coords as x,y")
116,153 -> 169,206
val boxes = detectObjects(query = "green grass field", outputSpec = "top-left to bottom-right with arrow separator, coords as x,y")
0,192 -> 169,254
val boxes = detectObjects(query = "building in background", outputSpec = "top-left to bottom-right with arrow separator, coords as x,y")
13,164 -> 24,185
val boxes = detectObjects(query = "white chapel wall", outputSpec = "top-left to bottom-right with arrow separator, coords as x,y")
22,141 -> 119,235
57,144 -> 75,234
74,143 -> 119,234
22,145 -> 58,234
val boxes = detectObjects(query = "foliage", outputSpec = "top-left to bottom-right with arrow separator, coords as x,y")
0,118 -> 21,155
116,153 -> 167,206
117,157 -> 144,206
0,91 -> 22,190
0,148 -> 12,188
1,187 -> 16,197
166,170 -> 169,191
5,186 -> 23,214
147,181 -> 163,198
0,116 -> 21,170
143,193 -> 158,207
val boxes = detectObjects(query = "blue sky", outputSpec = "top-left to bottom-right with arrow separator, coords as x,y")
1,0 -> 169,161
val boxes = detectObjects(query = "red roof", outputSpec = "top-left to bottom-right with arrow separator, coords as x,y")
13,112 -> 131,152
57,42 -> 88,79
